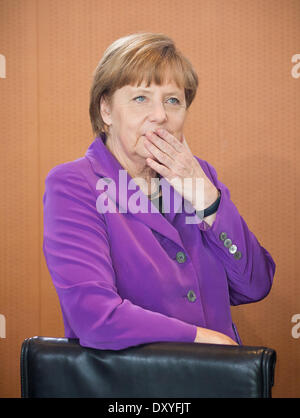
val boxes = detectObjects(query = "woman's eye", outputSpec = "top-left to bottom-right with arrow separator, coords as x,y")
167,97 -> 180,104
134,96 -> 146,103
133,96 -> 180,105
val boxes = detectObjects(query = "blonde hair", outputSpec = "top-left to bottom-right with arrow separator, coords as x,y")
89,32 -> 199,137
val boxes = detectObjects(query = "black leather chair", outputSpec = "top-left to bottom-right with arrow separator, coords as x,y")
20,336 -> 276,398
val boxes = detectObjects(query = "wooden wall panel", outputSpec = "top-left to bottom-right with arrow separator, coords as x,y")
0,0 -> 40,398
0,0 -> 299,397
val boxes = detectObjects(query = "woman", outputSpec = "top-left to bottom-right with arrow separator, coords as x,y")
43,32 -> 276,350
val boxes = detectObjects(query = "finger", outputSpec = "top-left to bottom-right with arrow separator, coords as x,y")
181,133 -> 188,148
144,139 -> 175,169
145,131 -> 177,159
154,128 -> 184,153
146,157 -> 170,178
181,133 -> 193,154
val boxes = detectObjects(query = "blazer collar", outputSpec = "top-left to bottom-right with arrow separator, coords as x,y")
85,133 -> 189,248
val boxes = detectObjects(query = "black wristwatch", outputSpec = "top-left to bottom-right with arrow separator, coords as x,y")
196,189 -> 221,219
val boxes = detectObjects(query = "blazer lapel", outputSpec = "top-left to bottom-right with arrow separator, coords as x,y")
85,134 -> 185,249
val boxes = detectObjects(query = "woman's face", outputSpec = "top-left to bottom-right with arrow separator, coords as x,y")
100,79 -> 187,166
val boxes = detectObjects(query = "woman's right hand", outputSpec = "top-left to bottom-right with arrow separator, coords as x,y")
194,326 -> 238,345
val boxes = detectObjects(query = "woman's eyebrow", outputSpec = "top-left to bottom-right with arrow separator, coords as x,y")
131,88 -> 183,96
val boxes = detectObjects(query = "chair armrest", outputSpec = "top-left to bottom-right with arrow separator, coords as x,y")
20,336 -> 276,398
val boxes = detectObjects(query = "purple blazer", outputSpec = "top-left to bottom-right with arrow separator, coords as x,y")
43,134 -> 276,350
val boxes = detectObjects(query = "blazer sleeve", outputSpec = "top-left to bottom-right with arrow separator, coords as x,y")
43,164 -> 197,350
194,156 -> 276,306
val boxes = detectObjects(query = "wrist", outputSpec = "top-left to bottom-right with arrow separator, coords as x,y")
194,188 -> 221,219
193,182 -> 219,211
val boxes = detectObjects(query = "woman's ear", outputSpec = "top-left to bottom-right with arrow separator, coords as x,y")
100,95 -> 112,127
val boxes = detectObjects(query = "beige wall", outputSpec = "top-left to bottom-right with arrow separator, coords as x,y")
0,0 -> 299,397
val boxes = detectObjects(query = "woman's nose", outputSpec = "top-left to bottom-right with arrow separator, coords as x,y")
148,101 -> 168,123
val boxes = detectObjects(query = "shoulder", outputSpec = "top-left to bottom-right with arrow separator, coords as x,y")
45,157 -> 89,182
43,156 -> 105,222
44,156 -> 97,193
43,156 -> 97,202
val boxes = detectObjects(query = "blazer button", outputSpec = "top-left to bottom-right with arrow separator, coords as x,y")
229,244 -> 237,254
219,232 -> 227,241
234,251 -> 242,260
187,290 -> 197,302
176,251 -> 186,263
223,238 -> 232,248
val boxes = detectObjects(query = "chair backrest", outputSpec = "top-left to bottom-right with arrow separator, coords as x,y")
20,336 -> 276,398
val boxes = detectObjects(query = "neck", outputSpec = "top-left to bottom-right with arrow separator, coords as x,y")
105,133 -> 160,197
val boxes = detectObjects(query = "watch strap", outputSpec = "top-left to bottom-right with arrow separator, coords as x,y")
196,189 -> 221,219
